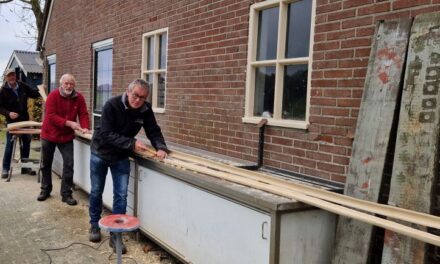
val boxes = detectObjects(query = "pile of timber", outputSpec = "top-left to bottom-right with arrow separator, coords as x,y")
77,130 -> 440,248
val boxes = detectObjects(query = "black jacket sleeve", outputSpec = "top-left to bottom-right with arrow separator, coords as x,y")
0,88 -> 9,117
143,108 -> 168,152
20,81 -> 41,99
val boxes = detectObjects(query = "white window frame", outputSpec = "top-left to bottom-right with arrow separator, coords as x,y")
92,38 -> 113,128
46,54 -> 56,93
141,28 -> 168,113
243,0 -> 316,129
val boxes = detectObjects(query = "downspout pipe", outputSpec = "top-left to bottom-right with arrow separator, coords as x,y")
239,118 -> 267,170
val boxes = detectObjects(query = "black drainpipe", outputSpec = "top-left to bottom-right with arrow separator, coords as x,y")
240,118 -> 267,170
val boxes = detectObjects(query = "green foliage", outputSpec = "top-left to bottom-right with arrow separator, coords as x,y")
0,115 -> 5,128
28,97 -> 43,122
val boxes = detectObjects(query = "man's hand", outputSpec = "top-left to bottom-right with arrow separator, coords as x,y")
76,127 -> 90,134
9,112 -> 19,119
134,140 -> 148,152
156,150 -> 168,160
81,128 -> 91,134
66,120 -> 82,130
66,121 -> 90,134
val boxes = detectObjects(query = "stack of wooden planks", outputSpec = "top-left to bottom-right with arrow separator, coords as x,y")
77,130 -> 440,248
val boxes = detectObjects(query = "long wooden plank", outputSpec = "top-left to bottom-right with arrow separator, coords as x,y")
382,12 -> 440,264
75,133 -> 440,245
332,18 -> 412,264
137,153 -> 440,247
76,132 -> 440,229
169,149 -> 440,229
37,84 -> 47,102
6,121 -> 42,131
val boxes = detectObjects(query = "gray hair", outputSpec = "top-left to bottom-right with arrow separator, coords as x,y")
128,79 -> 150,92
59,73 -> 76,85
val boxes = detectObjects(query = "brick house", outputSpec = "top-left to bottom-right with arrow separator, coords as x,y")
37,0 -> 440,183
37,0 -> 440,263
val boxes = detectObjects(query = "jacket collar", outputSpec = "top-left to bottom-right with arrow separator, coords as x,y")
121,92 -> 148,112
6,82 -> 18,90
2,81 -> 19,91
59,87 -> 77,98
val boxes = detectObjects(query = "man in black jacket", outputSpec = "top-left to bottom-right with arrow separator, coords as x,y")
0,69 -> 41,178
88,79 -> 168,254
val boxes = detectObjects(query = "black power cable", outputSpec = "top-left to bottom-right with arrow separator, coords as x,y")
40,236 -> 138,264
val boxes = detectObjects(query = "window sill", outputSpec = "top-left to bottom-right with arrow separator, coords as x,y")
153,108 -> 165,114
242,117 -> 308,129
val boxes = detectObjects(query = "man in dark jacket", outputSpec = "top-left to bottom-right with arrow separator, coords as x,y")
37,73 -> 90,205
0,68 -> 41,178
88,79 -> 168,254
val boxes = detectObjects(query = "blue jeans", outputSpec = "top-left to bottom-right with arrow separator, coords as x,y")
2,132 -> 31,172
89,152 -> 130,227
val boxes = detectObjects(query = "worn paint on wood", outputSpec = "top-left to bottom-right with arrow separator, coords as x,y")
382,12 -> 440,264
332,18 -> 412,264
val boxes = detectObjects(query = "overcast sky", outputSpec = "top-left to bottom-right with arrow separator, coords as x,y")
0,2 -> 36,75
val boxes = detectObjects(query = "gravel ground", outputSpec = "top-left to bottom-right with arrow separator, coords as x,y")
0,132 -> 179,264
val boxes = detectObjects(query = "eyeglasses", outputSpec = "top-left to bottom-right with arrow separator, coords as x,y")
130,91 -> 147,101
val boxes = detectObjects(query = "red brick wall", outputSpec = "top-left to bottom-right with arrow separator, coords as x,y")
43,0 -> 440,183
309,0 -> 440,182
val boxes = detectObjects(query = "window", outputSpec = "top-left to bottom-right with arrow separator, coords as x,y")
142,28 -> 168,113
92,39 -> 113,128
47,54 -> 56,93
244,0 -> 315,129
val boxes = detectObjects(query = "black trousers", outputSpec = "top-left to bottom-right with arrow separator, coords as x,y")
40,139 -> 74,197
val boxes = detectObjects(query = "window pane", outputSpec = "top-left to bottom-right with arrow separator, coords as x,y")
254,66 -> 275,117
93,115 -> 101,129
94,48 -> 113,113
147,38 -> 154,70
285,0 -> 312,58
256,7 -> 279,61
158,73 -> 166,108
48,63 -> 56,92
159,34 -> 167,69
282,64 -> 308,120
146,74 -> 153,104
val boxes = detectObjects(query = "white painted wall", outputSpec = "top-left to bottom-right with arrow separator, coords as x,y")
67,139 -> 337,264
55,140 -> 135,215
138,167 -> 271,264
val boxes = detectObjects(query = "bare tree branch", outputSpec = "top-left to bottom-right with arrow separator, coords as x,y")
0,0 -> 44,45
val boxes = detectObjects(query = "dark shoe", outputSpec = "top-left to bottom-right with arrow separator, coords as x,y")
1,170 -> 8,179
21,168 -> 36,176
62,195 -> 77,206
109,232 -> 127,254
37,191 -> 50,201
89,225 -> 101,243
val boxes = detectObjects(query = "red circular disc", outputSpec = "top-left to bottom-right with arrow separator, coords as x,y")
99,214 -> 140,232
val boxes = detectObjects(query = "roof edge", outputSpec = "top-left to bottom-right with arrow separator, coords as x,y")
37,0 -> 53,52
5,52 -> 26,75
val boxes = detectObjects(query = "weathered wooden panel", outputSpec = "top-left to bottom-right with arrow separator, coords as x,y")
382,12 -> 440,264
332,18 -> 412,264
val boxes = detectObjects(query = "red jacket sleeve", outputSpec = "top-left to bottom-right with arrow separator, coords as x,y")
77,93 -> 90,129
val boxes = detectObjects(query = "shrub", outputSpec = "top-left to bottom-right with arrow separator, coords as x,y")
28,97 -> 43,122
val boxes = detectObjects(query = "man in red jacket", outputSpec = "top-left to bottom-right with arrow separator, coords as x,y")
37,73 -> 90,205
